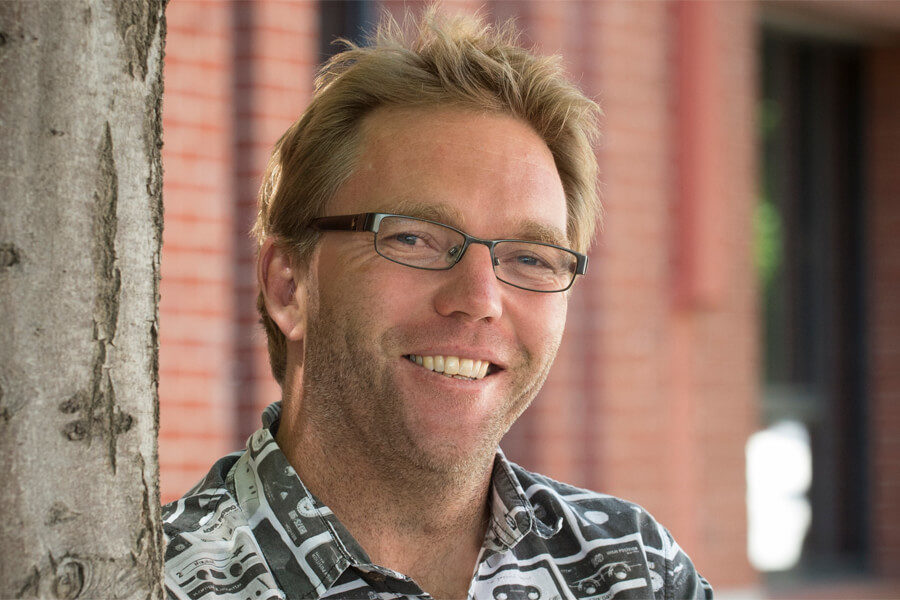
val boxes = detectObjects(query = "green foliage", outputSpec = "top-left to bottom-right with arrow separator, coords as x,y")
754,199 -> 781,287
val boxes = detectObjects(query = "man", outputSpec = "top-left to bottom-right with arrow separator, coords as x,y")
163,10 -> 713,600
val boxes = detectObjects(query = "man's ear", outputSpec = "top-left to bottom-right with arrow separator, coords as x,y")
258,237 -> 307,342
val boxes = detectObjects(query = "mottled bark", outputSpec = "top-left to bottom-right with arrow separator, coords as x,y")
0,0 -> 165,598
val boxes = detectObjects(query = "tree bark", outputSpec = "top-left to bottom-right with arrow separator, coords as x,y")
0,1 -> 165,597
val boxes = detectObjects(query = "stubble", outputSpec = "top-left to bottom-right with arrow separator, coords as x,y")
299,293 -> 559,494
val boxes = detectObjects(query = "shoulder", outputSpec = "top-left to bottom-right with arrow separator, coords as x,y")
161,451 -> 242,541
509,462 -> 714,599
511,462 -> 660,538
161,452 -> 283,600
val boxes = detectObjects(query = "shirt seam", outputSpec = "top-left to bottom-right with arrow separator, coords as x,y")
229,446 -> 347,599
489,513 -> 518,548
664,533 -> 673,600
493,455 -> 536,537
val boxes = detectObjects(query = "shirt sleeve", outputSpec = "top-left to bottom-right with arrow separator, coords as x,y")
661,524 -> 714,600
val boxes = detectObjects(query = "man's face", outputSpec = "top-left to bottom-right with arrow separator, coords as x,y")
298,107 -> 570,476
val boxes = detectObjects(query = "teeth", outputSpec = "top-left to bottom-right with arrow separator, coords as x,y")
444,356 -> 459,376
458,358 -> 473,377
406,354 -> 493,380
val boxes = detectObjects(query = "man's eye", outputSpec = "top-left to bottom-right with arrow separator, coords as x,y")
393,233 -> 421,246
516,254 -> 551,269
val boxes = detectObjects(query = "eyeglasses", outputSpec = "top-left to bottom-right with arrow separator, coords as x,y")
309,213 -> 587,293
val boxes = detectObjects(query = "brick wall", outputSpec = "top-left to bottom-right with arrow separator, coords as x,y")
160,0 -> 240,497
229,1 -> 315,443
158,0 -> 759,588
497,1 -> 759,588
159,0 -> 312,499
868,45 -> 900,579
158,0 -> 899,591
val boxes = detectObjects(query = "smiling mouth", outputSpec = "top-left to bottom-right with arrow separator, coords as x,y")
405,354 -> 498,381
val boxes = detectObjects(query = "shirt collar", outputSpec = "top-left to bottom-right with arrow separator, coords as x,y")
485,447 -> 564,553
226,420 -> 369,596
236,402 -> 562,594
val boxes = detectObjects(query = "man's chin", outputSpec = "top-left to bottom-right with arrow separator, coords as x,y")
398,434 -> 498,480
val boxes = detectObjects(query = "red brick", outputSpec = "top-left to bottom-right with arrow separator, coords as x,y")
869,46 -> 900,578
157,0 -> 900,589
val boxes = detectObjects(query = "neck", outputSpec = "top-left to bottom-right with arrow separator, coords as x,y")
275,399 -> 494,599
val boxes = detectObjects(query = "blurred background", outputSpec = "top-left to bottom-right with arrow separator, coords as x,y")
158,1 -> 900,597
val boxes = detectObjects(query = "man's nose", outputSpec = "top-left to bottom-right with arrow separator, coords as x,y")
432,243 -> 503,322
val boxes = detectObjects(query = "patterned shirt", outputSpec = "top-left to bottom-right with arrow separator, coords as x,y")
163,402 -> 713,600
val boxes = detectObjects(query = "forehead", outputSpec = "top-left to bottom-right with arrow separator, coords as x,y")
330,106 -> 569,244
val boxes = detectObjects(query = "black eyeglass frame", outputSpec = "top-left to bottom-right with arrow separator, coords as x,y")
309,212 -> 588,293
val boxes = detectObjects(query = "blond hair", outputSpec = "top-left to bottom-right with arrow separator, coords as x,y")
252,8 -> 602,385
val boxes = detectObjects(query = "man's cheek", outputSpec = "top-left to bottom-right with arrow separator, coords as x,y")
522,299 -> 567,353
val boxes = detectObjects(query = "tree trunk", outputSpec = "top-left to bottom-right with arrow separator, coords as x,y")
0,0 -> 165,597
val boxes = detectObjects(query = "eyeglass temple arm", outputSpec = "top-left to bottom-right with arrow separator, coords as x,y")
310,213 -> 377,232
575,254 -> 588,275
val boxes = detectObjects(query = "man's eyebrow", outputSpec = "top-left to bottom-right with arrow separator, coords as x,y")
514,221 -> 569,247
385,199 -> 570,247
388,199 -> 464,226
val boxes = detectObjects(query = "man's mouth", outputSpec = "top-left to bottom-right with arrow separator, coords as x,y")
405,354 -> 497,381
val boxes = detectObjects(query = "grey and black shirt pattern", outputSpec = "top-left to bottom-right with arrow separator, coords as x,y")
163,403 -> 713,600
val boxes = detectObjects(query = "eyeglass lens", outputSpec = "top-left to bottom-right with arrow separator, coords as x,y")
374,216 -> 576,291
